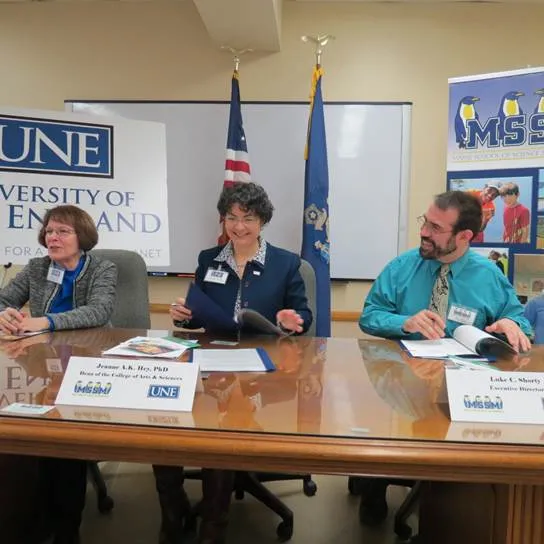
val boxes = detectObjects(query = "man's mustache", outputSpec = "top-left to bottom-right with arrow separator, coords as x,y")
420,236 -> 435,246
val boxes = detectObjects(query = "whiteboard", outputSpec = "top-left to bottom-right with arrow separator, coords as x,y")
66,100 -> 411,280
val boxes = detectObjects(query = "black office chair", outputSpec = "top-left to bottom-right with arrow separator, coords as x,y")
348,476 -> 420,540
86,249 -> 151,514
184,259 -> 319,541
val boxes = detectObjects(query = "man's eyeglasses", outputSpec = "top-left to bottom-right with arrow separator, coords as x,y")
45,228 -> 76,238
416,215 -> 453,236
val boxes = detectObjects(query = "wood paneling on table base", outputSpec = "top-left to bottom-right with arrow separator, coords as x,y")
419,482 -> 544,544
2,417 -> 544,487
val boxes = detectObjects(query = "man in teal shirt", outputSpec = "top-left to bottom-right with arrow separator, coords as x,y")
360,190 -> 531,351
356,190 -> 531,528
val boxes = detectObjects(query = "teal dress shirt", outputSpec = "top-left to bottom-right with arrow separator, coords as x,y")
360,248 -> 531,339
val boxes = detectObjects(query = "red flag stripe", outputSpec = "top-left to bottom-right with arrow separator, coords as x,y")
224,159 -> 251,174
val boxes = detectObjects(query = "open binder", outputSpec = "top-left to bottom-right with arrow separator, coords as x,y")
185,282 -> 286,335
401,325 -> 516,359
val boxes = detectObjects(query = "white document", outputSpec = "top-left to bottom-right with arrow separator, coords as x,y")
191,348 -> 275,372
401,325 -> 515,359
55,356 -> 199,412
401,338 -> 474,358
102,336 -> 190,359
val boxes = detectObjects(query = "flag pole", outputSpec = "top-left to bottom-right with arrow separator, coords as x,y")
300,34 -> 334,338
218,46 -> 253,245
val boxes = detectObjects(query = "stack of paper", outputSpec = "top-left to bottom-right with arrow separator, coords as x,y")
191,348 -> 275,372
102,336 -> 197,359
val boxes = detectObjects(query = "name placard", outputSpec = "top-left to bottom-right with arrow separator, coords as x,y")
446,368 -> 544,425
55,357 -> 199,412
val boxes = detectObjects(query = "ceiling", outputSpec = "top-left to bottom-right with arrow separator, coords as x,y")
1,0 -> 543,52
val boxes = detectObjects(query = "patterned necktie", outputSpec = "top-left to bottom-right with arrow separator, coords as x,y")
429,264 -> 450,320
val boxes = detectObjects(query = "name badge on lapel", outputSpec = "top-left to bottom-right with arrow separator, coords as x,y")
448,304 -> 477,326
204,268 -> 228,285
47,264 -> 64,284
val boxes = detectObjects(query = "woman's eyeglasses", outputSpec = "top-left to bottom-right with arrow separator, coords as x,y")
45,228 -> 76,238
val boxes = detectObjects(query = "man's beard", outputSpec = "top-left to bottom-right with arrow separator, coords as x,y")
419,235 -> 457,260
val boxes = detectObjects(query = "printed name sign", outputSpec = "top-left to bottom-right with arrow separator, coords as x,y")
55,356 -> 199,412
446,368 -> 544,424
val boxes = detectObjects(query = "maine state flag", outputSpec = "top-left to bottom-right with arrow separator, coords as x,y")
302,66 -> 331,337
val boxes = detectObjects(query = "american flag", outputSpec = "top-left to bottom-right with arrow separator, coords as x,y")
219,70 -> 251,244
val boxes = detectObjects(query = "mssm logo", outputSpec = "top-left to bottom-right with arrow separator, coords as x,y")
0,114 -> 113,177
148,384 -> 181,399
463,395 -> 504,411
73,381 -> 112,396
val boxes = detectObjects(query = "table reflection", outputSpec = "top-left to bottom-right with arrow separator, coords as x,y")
1,329 -> 544,445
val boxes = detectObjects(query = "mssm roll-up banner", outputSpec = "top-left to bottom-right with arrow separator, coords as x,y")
447,67 -> 544,302
0,108 -> 169,267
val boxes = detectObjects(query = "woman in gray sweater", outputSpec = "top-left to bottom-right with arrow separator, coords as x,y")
0,204 -> 117,544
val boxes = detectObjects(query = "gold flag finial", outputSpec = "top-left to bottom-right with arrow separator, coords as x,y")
301,34 -> 335,66
220,46 -> 254,72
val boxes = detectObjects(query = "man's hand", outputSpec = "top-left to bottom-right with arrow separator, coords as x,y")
485,318 -> 531,353
403,310 -> 446,340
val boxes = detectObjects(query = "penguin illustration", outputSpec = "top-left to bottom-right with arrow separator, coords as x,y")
454,95 -> 479,148
498,90 -> 524,139
534,88 -> 544,114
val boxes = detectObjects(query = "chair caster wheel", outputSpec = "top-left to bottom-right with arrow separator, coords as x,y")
303,479 -> 317,497
97,495 -> 114,514
394,521 -> 413,541
348,476 -> 362,495
276,520 -> 293,542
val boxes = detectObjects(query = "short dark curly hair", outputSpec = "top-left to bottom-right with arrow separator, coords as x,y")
38,205 -> 98,251
217,182 -> 274,225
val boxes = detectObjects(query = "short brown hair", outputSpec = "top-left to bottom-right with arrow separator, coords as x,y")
500,182 -> 520,196
38,205 -> 98,251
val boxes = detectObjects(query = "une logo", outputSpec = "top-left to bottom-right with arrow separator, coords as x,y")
148,385 -> 180,399
0,114 -> 113,177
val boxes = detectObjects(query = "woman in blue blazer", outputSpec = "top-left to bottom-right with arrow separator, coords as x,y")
154,182 -> 313,544
171,184 -> 312,335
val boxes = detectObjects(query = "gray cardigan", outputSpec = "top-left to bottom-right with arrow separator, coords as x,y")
0,254 -> 117,330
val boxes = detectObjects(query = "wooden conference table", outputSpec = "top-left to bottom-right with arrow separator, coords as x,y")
1,327 -> 544,543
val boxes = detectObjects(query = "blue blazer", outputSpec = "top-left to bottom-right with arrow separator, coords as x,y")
186,243 -> 312,334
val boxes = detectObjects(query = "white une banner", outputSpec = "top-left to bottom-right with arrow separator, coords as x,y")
0,107 -> 169,266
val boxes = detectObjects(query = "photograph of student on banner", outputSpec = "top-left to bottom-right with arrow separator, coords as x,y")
500,181 -> 531,244
450,174 -> 533,244
472,247 -> 509,276
538,216 -> 544,249
538,169 -> 544,212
